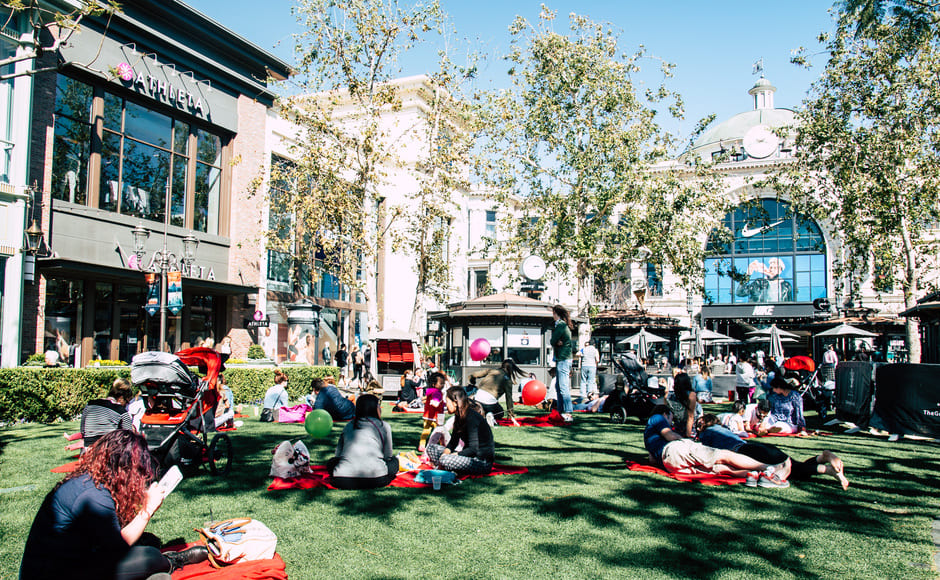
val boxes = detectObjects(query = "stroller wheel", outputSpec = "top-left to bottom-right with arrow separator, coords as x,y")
209,434 -> 233,477
610,407 -> 628,425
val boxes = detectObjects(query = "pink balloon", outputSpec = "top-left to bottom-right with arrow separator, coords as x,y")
469,338 -> 491,361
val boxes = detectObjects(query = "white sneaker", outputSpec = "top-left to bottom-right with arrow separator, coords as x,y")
745,471 -> 759,487
485,412 -> 497,427
562,413 -> 574,423
758,467 -> 790,488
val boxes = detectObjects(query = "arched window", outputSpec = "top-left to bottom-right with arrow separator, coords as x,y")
704,199 -> 826,304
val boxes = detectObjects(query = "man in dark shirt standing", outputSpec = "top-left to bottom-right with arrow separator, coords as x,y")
335,343 -> 349,379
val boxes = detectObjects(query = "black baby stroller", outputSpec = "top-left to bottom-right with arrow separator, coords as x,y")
605,353 -> 665,424
132,347 -> 233,476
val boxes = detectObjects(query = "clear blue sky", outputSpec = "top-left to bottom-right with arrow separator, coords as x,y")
188,0 -> 838,140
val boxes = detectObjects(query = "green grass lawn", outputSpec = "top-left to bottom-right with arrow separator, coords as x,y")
1,405 -> 938,579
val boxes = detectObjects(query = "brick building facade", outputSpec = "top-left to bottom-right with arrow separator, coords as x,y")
18,1 -> 289,366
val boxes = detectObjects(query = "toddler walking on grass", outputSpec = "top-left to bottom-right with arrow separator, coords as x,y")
418,372 -> 447,452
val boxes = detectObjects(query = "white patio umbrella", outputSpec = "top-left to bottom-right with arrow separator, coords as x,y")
679,328 -> 735,342
691,326 -> 705,359
814,323 -> 878,338
769,324 -> 785,359
617,328 -> 668,359
746,336 -> 797,343
746,324 -> 800,339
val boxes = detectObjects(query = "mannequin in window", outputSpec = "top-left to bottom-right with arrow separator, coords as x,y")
63,154 -> 79,203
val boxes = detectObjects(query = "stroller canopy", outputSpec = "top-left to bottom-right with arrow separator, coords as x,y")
132,351 -> 198,388
783,355 -> 816,373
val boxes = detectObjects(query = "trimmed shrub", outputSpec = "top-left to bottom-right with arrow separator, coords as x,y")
246,344 -> 266,359
0,364 -> 341,423
0,367 -> 132,423
224,365 -> 340,404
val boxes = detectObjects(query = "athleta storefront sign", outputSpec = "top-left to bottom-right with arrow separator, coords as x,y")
115,61 -> 206,118
60,26 -> 240,131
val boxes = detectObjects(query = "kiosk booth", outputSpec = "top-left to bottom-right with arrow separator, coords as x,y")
370,329 -> 421,398
430,293 -> 580,398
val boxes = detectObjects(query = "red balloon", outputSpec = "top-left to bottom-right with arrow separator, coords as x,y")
521,380 -> 547,406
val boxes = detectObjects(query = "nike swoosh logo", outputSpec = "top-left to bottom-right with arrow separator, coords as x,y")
741,220 -> 784,238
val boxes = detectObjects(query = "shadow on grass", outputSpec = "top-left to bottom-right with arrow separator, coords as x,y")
4,406 -> 939,579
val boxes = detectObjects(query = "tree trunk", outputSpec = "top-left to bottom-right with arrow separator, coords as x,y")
899,215 -> 921,363
364,187 -> 380,342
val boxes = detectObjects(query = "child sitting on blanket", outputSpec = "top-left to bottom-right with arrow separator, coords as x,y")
721,401 -> 748,436
418,372 -> 447,452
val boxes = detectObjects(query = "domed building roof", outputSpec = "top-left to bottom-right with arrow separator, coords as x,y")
686,76 -> 797,156
692,107 -> 796,150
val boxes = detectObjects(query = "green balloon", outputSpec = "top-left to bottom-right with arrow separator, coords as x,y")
304,409 -> 333,438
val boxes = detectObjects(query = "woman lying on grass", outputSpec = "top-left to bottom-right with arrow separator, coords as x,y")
643,404 -> 791,488
697,413 -> 849,490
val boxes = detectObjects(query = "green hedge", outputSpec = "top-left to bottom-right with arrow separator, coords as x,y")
0,365 -> 340,424
0,367 -> 132,423
223,365 -> 340,405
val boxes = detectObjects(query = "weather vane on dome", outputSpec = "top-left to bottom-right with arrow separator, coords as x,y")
752,57 -> 764,77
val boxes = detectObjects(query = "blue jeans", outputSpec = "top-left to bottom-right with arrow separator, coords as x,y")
555,359 -> 573,414
580,365 -> 597,396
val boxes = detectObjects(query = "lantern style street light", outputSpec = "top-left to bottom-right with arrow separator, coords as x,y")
132,221 -> 198,352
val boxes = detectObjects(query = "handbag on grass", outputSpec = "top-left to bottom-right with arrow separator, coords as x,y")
196,518 -> 277,567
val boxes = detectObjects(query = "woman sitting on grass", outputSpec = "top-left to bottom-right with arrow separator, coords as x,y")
765,376 -> 807,435
426,386 -> 494,475
666,373 -> 702,438
20,430 -> 208,579
327,394 -> 399,489
698,414 -> 849,490
261,369 -> 290,422
309,377 -> 355,421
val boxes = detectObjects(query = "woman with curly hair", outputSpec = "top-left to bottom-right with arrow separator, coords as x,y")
20,430 -> 207,579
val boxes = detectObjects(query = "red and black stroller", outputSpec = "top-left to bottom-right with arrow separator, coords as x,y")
131,347 -> 233,476
782,355 -> 833,419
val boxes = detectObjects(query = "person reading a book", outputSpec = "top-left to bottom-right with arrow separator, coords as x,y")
20,430 -> 209,579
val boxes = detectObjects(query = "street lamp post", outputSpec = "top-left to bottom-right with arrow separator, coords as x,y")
132,222 -> 198,352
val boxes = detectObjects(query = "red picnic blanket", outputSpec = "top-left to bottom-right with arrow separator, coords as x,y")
624,460 -> 746,486
268,463 -> 528,491
496,410 -> 570,427
51,459 -> 81,473
164,543 -> 287,579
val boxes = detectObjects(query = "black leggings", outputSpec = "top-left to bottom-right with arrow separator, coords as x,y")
735,442 -> 820,480
328,457 -> 399,489
479,402 -> 504,420
115,545 -> 170,580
